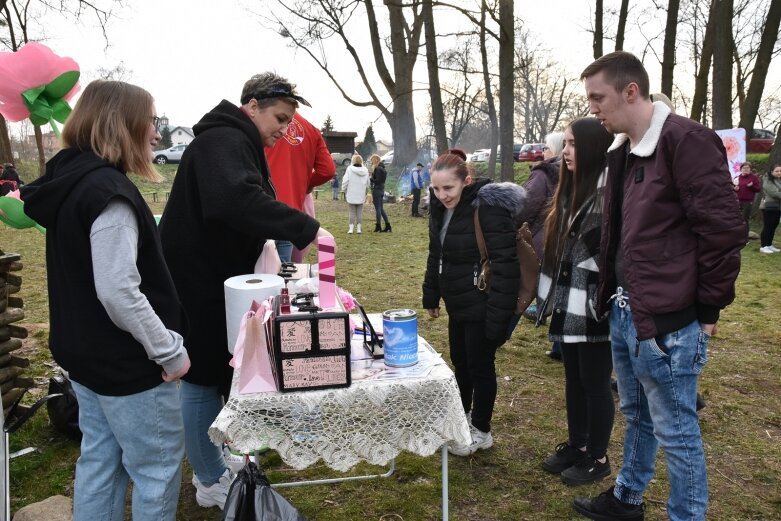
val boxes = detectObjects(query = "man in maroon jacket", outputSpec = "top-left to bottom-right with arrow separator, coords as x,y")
572,52 -> 744,521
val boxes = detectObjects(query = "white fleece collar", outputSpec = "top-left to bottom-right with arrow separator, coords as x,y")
607,101 -> 672,157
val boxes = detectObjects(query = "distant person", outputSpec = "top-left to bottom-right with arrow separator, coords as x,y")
574,51 -> 744,521
537,118 -> 615,487
369,154 -> 392,232
22,80 -> 190,521
265,112 -> 335,262
331,174 -> 340,200
0,163 -> 21,195
159,72 -> 333,510
734,161 -> 761,240
517,131 -> 564,359
411,162 -> 424,217
759,164 -> 781,253
423,149 -> 524,456
341,154 -> 370,234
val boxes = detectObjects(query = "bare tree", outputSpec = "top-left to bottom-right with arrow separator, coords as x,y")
266,0 -> 424,165
615,0 -> 630,50
712,0 -> 734,129
594,0 -> 604,58
498,0 -> 514,181
422,0 -> 448,154
661,0 -> 681,97
737,0 -> 781,138
437,38 -> 486,149
688,0 -> 717,123
478,0 -> 499,177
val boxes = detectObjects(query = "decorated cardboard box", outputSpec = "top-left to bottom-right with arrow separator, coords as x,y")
266,293 -> 351,392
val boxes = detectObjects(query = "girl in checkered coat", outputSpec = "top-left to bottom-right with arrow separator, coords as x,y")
535,117 -> 615,486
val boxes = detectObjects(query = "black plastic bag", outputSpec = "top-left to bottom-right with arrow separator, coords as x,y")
222,461 -> 307,521
46,372 -> 82,441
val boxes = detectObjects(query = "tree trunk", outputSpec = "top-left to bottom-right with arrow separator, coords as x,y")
390,92 -> 418,167
422,0 -> 448,154
498,0 -> 514,182
661,0 -> 681,97
691,0 -> 718,123
593,0 -> 604,59
615,0 -> 629,50
769,121 -> 781,167
34,125 -> 45,175
738,0 -> 781,140
712,0 -> 734,129
0,115 -> 13,164
480,1 -> 498,178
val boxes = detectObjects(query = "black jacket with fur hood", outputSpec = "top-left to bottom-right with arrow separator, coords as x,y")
422,179 -> 526,342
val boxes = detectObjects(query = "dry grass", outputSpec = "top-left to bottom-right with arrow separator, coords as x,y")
1,167 -> 779,520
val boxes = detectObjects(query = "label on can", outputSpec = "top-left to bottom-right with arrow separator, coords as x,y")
383,309 -> 418,367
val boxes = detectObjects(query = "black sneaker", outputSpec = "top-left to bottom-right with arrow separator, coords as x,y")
561,455 -> 611,486
542,442 -> 586,474
573,486 -> 644,520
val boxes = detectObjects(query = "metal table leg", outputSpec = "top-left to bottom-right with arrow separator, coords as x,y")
442,444 -> 449,521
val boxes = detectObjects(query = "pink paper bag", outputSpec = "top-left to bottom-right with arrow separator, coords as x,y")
254,239 -> 282,275
229,299 -> 277,393
318,236 -> 336,308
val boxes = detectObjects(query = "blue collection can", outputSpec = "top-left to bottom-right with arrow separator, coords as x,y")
383,309 -> 418,367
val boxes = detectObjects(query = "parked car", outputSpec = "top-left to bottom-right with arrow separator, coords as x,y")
331,151 -> 354,166
469,149 -> 490,162
749,129 -> 775,153
517,143 -> 545,162
153,144 -> 187,164
380,150 -> 394,164
497,143 -> 523,162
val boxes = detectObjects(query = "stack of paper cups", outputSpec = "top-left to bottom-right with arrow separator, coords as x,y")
224,274 -> 284,353
318,237 -> 336,309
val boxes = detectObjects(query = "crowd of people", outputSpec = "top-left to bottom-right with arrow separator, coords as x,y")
15,49 -> 769,521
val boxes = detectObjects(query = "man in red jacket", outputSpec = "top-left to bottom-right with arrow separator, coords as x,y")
573,52 -> 744,521
266,113 -> 335,261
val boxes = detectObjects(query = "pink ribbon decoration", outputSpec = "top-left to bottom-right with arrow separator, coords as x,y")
318,236 -> 336,308
229,298 -> 277,394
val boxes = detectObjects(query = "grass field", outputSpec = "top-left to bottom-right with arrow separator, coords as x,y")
2,163 -> 780,520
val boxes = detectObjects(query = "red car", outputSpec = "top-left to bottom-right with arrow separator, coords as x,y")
518,143 -> 545,162
749,129 -> 775,153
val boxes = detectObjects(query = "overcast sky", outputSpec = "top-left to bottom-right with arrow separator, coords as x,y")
21,0 -> 781,142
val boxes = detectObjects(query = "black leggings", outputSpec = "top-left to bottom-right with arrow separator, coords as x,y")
561,341 -> 615,459
760,209 -> 780,247
448,320 -> 499,433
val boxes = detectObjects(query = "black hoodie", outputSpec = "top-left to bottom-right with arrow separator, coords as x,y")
159,100 -> 320,390
21,149 -> 183,395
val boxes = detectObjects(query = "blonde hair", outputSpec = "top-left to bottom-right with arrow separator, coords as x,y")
369,154 -> 381,168
62,80 -> 161,182
352,154 -> 363,166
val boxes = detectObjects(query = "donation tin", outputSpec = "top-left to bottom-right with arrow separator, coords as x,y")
382,309 -> 418,367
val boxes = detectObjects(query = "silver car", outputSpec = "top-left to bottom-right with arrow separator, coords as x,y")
153,144 -> 187,164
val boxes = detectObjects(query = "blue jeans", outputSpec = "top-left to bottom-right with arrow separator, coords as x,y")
275,240 -> 294,263
71,381 -> 184,521
179,380 -> 227,485
610,292 -> 709,520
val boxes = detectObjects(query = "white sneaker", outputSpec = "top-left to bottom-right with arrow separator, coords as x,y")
769,245 -> 781,252
448,425 -> 493,456
759,246 -> 775,254
348,224 -> 354,234
192,468 -> 234,509
357,224 -> 362,234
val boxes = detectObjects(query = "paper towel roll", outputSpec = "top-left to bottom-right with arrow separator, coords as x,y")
224,274 -> 284,354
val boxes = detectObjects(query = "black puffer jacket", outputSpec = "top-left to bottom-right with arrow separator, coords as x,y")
516,158 -> 560,258
422,179 -> 526,341
371,163 -> 387,191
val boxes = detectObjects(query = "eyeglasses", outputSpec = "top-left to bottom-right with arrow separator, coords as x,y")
542,146 -> 549,151
152,116 -> 161,132
242,84 -> 312,108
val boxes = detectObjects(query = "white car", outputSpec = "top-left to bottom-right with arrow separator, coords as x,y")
153,144 -> 187,164
469,149 -> 490,162
380,150 -> 394,164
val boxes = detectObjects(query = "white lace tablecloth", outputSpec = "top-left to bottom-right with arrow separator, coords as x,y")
209,338 -> 471,472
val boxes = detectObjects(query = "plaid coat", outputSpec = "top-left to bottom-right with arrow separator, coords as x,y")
537,172 -> 610,343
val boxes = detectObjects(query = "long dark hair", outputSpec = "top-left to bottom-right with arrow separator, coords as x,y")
541,117 -> 613,271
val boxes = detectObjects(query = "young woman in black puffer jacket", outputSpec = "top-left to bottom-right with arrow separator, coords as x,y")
422,149 -> 525,456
